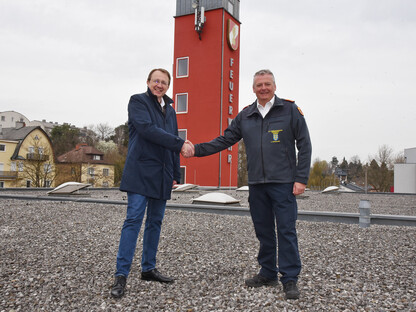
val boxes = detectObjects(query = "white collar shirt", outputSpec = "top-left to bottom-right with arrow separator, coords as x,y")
257,96 -> 275,118
159,97 -> 165,110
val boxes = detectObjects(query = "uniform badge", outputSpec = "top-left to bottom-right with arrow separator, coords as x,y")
269,129 -> 283,143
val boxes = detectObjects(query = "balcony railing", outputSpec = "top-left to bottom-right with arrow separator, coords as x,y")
26,153 -> 49,161
0,171 -> 18,179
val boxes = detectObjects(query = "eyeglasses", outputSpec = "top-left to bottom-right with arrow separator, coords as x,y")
152,79 -> 169,87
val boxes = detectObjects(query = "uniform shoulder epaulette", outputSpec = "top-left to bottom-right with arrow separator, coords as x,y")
242,105 -> 250,110
282,98 -> 295,103
296,105 -> 304,116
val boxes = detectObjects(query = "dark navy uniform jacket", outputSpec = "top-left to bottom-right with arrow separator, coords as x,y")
195,95 -> 312,185
120,88 -> 184,200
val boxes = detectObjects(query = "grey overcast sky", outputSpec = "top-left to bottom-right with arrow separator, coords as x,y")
1,0 -> 415,163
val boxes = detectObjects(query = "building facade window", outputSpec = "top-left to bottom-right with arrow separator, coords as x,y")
18,162 -> 24,172
1,116 -> 5,121
103,181 -> 109,187
176,57 -> 189,78
176,93 -> 188,113
26,180 -> 31,188
103,168 -> 109,176
44,163 -> 51,173
28,146 -> 34,154
178,129 -> 187,141
10,162 -> 16,171
88,167 -> 95,176
0,144 -> 5,152
0,181 -> 4,188
93,155 -> 101,160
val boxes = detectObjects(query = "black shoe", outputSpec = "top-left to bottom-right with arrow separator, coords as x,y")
283,280 -> 300,300
245,274 -> 278,287
110,275 -> 126,298
141,269 -> 174,283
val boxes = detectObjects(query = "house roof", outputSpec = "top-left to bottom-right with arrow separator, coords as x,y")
335,167 -> 348,177
0,126 -> 40,141
0,126 -> 54,161
57,144 -> 112,165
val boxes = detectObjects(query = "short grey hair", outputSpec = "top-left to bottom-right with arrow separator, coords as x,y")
253,69 -> 275,86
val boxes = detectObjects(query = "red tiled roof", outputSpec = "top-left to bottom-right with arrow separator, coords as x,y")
57,145 -> 112,165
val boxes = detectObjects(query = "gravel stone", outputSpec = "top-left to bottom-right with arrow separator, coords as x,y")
0,189 -> 415,311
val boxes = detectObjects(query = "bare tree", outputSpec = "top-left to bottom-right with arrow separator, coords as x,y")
21,137 -> 57,187
374,144 -> 394,169
111,123 -> 129,148
95,123 -> 114,141
394,151 -> 405,164
81,125 -> 99,146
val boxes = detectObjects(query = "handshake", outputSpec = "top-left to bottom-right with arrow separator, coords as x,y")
181,140 -> 195,158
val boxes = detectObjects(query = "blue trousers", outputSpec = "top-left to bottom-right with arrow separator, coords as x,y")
248,183 -> 301,284
115,192 -> 166,277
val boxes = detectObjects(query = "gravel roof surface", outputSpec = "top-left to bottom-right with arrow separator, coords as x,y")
2,188 -> 416,215
0,190 -> 415,311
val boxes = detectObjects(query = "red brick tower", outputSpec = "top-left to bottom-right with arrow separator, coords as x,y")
173,0 -> 241,187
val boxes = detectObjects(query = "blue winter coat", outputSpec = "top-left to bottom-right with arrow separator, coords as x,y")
120,88 -> 184,200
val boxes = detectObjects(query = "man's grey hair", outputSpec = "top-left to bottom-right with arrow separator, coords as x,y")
253,69 -> 275,86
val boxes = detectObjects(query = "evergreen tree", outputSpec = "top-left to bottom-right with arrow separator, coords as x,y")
50,124 -> 80,156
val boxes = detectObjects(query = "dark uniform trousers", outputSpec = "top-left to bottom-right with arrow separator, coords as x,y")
248,182 -> 301,284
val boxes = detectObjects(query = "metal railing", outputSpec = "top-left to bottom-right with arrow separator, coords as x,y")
0,171 -> 18,178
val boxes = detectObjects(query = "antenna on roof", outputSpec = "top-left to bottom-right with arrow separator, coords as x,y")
192,0 -> 206,40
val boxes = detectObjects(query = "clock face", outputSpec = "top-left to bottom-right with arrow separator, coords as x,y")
227,19 -> 239,51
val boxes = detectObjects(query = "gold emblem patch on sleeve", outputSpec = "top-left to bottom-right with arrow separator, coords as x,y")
297,107 -> 304,116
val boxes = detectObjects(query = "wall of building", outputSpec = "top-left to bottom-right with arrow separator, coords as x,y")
0,111 -> 30,128
404,147 -> 416,163
80,163 -> 115,187
0,140 -> 19,187
394,163 -> 416,193
173,7 -> 240,187
394,147 -> 416,194
0,128 -> 56,188
17,128 -> 56,187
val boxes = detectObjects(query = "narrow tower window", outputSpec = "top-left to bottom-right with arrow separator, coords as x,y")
177,57 -> 189,77
176,93 -> 188,113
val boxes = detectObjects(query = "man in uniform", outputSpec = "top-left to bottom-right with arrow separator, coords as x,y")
185,69 -> 312,300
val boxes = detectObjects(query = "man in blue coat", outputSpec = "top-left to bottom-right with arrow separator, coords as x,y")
111,68 -> 193,298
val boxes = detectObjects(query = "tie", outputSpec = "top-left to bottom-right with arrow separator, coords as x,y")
162,104 -> 166,116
